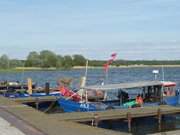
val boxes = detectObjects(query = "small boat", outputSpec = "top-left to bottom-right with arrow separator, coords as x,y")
57,80 -> 180,112
57,86 -> 108,112
0,81 -> 36,90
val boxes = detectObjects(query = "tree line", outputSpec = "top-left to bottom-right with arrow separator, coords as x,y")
0,50 -> 87,69
0,50 -> 180,69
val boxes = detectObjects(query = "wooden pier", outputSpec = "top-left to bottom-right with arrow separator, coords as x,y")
0,96 -> 128,135
0,96 -> 180,134
12,96 -> 58,103
50,105 -> 180,132
11,96 -> 59,110
51,105 -> 180,122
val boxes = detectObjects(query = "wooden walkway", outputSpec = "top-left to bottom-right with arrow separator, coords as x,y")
0,96 -> 128,135
12,96 -> 58,103
148,129 -> 180,135
1,96 -> 180,134
50,105 -> 180,122
50,105 -> 180,132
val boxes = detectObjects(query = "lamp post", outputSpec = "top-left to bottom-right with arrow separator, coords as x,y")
152,70 -> 159,80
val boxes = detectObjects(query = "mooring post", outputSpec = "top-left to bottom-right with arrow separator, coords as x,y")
27,78 -> 33,95
127,112 -> 132,132
35,97 -> 39,110
91,114 -> 100,127
157,108 -> 162,131
45,82 -> 50,95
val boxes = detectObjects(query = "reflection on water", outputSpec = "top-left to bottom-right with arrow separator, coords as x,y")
82,115 -> 180,135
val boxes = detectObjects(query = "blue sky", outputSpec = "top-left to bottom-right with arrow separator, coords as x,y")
0,0 -> 180,60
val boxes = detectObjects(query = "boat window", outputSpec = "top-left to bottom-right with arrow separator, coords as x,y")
105,89 -> 119,101
163,86 -> 175,96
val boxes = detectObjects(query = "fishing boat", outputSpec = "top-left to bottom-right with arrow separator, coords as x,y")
57,85 -> 108,112
57,80 -> 180,112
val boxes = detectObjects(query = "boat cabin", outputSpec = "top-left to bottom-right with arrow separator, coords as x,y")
82,81 -> 178,107
162,81 -> 176,97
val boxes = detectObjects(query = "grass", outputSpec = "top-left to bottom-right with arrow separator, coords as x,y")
0,64 -> 180,72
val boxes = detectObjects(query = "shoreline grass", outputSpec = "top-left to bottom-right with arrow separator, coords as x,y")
0,65 -> 180,72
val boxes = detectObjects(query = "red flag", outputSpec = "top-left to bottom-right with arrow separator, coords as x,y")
111,53 -> 117,60
103,53 -> 117,73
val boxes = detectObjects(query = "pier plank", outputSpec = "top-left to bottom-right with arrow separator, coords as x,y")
11,96 -> 58,103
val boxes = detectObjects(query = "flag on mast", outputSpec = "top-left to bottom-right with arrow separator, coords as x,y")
111,53 -> 117,60
103,53 -> 117,73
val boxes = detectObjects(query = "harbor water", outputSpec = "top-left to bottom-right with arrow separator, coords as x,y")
0,67 -> 180,134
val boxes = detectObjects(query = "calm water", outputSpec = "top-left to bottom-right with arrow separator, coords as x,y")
1,67 -> 180,89
0,67 -> 180,134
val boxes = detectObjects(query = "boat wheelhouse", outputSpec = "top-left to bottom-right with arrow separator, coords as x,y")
82,81 -> 180,108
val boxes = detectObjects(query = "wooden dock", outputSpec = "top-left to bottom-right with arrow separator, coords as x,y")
0,96 -> 128,135
1,96 -> 180,134
50,105 -> 180,122
148,129 -> 180,135
12,96 -> 58,103
50,105 -> 180,132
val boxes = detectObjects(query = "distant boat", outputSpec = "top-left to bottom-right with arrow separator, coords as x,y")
0,81 -> 36,91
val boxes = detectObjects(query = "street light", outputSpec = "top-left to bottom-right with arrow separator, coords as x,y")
152,70 -> 159,80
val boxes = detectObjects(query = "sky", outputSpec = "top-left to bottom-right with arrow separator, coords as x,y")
0,0 -> 180,60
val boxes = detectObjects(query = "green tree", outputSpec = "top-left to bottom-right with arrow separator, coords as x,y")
73,54 -> 86,66
25,51 -> 42,67
40,50 -> 57,68
63,55 -> 73,69
10,59 -> 24,68
0,54 -> 9,69
56,55 -> 64,69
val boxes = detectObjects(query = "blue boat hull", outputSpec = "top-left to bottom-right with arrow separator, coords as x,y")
1,92 -> 61,110
57,98 -> 97,112
163,95 -> 180,106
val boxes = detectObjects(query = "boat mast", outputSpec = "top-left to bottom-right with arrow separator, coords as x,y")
78,60 -> 88,102
84,60 -> 88,103
161,66 -> 165,81
85,60 -> 88,80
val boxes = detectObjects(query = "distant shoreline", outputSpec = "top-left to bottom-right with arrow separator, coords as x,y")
0,65 -> 179,72
73,65 -> 180,69
11,65 -> 180,71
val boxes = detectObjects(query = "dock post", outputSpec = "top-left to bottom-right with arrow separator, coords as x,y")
27,78 -> 33,95
127,112 -> 132,132
91,114 -> 99,127
45,82 -> 50,95
35,97 -> 39,110
157,108 -> 162,131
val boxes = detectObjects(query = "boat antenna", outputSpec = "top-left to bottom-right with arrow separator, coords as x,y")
161,65 -> 165,81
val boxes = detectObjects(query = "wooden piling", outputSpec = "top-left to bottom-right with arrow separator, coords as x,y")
127,112 -> 132,132
27,78 -> 33,95
45,82 -> 50,95
92,113 -> 100,127
35,97 -> 39,110
157,108 -> 162,131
